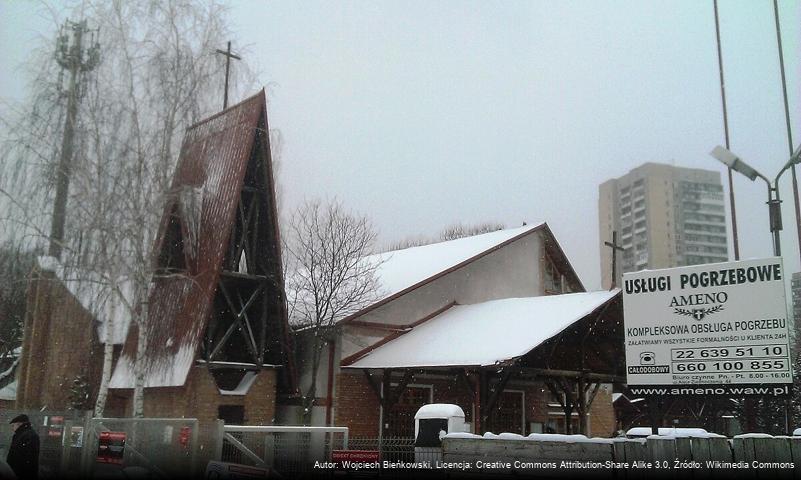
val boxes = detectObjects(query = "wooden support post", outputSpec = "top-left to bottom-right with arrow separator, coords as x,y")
483,366 -> 516,430
648,396 -> 662,435
546,379 -> 576,434
457,369 -> 475,397
362,370 -> 382,402
576,377 -> 588,435
472,370 -> 483,434
389,370 -> 413,406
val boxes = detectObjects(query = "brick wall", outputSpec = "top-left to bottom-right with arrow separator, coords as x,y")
17,271 -> 105,410
334,372 -> 381,436
588,388 -> 616,437
333,374 -> 617,438
111,367 -> 278,426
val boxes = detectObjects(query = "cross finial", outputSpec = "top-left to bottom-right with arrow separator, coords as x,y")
604,230 -> 625,289
216,41 -> 241,110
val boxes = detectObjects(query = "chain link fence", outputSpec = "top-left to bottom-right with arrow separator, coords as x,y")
219,430 -> 416,477
0,411 -> 416,478
79,417 -> 201,478
348,437 -> 416,463
220,426 -> 348,476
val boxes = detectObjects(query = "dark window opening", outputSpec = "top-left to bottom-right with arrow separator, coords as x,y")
218,405 -> 245,425
157,206 -> 186,272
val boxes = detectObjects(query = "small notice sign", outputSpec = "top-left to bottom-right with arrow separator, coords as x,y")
331,450 -> 380,469
47,415 -> 64,438
97,431 -> 127,464
179,426 -> 192,449
69,426 -> 84,448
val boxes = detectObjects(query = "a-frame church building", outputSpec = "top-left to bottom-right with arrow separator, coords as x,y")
18,91 -> 293,425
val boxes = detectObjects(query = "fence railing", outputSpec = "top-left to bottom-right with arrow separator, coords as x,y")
0,411 -> 422,478
348,436 -> 416,463
79,417 -> 201,479
220,425 -> 350,475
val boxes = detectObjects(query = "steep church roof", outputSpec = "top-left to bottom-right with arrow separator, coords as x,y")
111,91 -> 287,388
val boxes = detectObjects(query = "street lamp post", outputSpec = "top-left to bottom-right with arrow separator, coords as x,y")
710,145 -> 801,435
710,145 -> 801,257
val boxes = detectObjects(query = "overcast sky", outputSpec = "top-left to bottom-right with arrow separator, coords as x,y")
1,0 -> 799,291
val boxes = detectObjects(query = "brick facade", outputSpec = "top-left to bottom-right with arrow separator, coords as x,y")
18,268 -> 279,427
102,367 -> 277,425
333,371 -> 616,438
333,372 -> 380,437
17,270 -> 105,410
588,388 -> 616,437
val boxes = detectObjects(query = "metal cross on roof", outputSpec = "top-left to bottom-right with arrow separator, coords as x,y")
216,41 -> 241,110
604,230 -> 625,289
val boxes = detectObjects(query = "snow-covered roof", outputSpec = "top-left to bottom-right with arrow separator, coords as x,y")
219,371 -> 259,396
363,224 -> 543,306
344,289 -> 620,368
36,256 -> 133,345
110,344 -> 195,389
111,91 -> 288,389
0,357 -> 19,384
415,404 -> 465,420
0,380 -> 16,401
613,393 -> 644,404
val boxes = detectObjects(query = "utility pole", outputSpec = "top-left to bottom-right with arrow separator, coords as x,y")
713,0 -> 740,262
216,41 -> 241,110
49,20 -> 100,259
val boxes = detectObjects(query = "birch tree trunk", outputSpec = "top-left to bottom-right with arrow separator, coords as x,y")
93,290 -> 116,417
132,284 -> 149,418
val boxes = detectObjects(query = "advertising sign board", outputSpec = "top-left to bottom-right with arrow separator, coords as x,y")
623,257 -> 792,397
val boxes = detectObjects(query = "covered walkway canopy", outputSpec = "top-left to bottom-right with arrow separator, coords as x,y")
341,289 -> 625,435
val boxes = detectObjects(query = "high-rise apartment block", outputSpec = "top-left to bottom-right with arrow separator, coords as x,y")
599,163 -> 728,289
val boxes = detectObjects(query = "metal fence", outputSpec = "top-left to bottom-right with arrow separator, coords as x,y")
219,429 -> 416,477
0,411 -> 415,478
348,437 -> 416,463
79,417 -> 201,479
220,425 -> 349,475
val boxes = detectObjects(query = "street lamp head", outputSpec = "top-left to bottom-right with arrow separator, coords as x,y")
709,145 -> 760,181
791,144 -> 801,165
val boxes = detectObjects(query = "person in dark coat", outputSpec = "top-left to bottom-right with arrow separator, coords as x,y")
7,414 -> 39,480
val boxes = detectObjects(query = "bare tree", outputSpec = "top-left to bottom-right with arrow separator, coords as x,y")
0,246 -> 37,361
0,0 -> 252,417
439,221 -> 505,241
283,198 -> 384,425
383,221 -> 506,252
